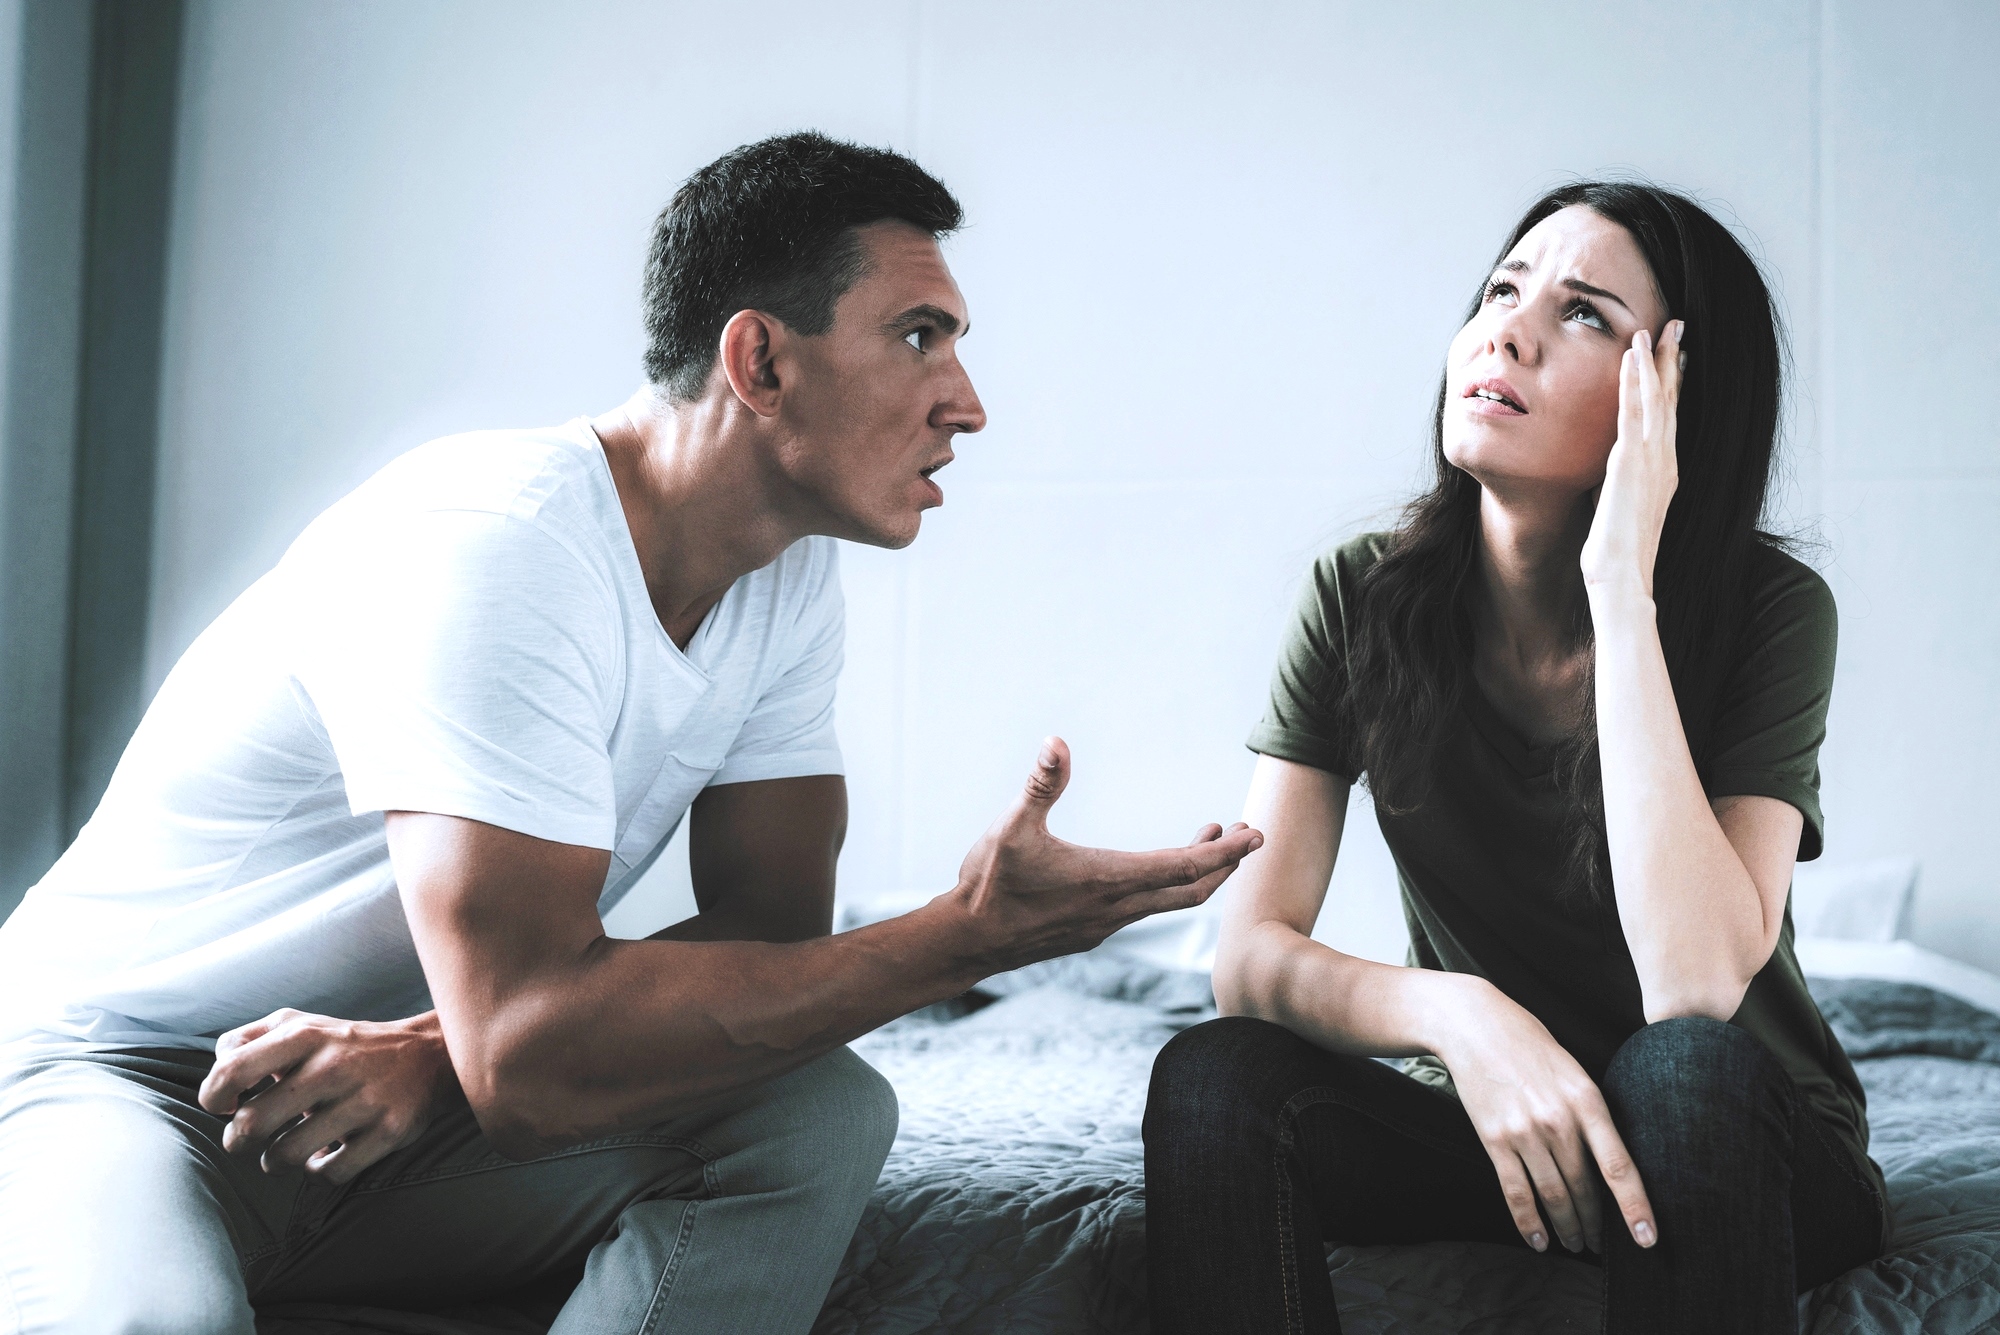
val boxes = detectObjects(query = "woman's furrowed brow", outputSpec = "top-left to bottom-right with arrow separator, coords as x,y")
1496,258 -> 1635,317
1560,277 -> 1633,314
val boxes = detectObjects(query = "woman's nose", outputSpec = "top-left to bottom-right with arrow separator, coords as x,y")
1485,308 -> 1536,366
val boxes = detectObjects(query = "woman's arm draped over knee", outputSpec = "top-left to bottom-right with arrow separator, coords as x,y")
1214,755 -> 1488,1060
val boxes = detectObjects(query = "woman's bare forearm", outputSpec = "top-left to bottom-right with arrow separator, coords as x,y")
1223,917 -> 1493,1060
1213,755 -> 1494,1063
1589,586 -> 1775,1019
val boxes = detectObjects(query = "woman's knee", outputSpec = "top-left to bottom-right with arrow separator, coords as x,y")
1145,1016 -> 1371,1152
1601,1017 -> 1789,1157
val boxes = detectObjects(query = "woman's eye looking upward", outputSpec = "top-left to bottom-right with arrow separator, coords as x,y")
1563,299 -> 1609,331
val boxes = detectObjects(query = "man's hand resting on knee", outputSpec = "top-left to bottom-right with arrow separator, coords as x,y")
383,737 -> 1260,1158
198,1009 -> 463,1183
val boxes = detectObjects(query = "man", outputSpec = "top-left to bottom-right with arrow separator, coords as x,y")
0,133 -> 1260,1334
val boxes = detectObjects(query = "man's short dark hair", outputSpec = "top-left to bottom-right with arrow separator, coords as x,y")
642,132 -> 964,401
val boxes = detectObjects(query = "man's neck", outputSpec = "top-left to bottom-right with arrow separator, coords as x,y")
589,386 -> 810,649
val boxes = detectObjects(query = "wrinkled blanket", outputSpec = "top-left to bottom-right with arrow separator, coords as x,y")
259,966 -> 2000,1335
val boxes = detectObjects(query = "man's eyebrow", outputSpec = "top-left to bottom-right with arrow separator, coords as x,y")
882,303 -> 963,337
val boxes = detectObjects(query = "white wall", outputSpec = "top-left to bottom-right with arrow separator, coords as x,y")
1814,2 -> 2000,971
149,2 -> 1999,969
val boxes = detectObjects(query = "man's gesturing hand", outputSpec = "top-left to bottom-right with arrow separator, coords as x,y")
197,1008 -> 462,1183
947,737 -> 1262,973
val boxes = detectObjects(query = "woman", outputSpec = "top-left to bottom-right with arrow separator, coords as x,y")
1144,183 -> 1885,1334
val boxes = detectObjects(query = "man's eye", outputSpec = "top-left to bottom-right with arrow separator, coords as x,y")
903,328 -> 925,351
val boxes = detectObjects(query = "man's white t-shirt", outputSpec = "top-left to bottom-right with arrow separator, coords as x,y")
0,420 -> 845,1052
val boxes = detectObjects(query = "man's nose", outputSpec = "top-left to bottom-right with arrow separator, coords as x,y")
936,366 -> 987,435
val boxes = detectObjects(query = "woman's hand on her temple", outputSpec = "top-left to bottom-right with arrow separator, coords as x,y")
198,1007 -> 464,1183
1434,979 -> 1658,1255
1581,319 -> 1685,600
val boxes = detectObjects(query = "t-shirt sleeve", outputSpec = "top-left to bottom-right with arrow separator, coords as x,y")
1702,552 -> 1838,861
711,541 -> 846,787
297,509 -> 621,850
1246,546 -> 1362,781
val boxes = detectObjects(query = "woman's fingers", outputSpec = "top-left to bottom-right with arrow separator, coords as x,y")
1634,328 -> 1664,447
1580,1102 -> 1658,1248
1548,1130 -> 1605,1253
1485,1146 -> 1550,1252
1660,319 -> 1685,399
1617,345 -> 1644,452
1519,1142 -> 1586,1253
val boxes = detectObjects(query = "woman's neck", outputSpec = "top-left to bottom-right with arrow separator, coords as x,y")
1472,483 -> 1596,682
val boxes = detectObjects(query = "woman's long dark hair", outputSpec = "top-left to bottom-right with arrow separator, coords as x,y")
1345,182 -> 1785,900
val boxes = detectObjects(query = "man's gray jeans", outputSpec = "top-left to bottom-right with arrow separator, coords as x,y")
0,1041 -> 897,1334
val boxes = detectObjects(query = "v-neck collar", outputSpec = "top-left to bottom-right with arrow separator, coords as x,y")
573,418 -> 720,684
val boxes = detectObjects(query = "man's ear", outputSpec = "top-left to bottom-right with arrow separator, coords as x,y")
717,309 -> 786,418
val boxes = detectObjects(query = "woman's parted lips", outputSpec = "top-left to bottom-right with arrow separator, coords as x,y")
1463,377 -> 1528,415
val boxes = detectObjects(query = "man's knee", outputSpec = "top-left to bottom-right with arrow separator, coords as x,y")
788,1046 -> 898,1192
30,1276 -> 249,1335
0,1058 -> 256,1335
816,1047 -> 904,1175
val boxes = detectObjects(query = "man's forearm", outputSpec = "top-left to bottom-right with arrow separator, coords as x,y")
394,748 -> 1259,1160
442,893 -> 986,1157
648,900 -> 828,944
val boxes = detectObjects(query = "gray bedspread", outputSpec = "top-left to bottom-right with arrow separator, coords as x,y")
258,964 -> 2000,1335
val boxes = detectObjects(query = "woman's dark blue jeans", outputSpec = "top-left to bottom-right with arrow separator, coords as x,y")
1143,1015 -> 1885,1335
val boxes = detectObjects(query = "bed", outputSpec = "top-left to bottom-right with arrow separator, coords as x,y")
256,950 -> 2000,1335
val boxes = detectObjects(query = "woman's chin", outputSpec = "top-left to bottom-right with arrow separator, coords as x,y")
1447,438 -> 1603,497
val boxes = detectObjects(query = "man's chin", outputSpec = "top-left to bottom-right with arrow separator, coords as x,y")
842,510 -> 923,551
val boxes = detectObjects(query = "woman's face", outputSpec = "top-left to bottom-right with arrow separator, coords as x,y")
1442,205 -> 1668,497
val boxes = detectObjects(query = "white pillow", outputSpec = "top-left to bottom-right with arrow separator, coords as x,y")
1790,857 -> 1918,942
1795,937 -> 2000,1017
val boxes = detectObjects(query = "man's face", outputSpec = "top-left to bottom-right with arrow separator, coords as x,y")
774,221 -> 986,548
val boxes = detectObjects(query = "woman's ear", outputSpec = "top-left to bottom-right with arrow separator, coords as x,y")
716,309 -> 786,418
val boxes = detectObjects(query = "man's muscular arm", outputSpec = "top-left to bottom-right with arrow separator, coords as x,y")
202,744 -> 1258,1168
394,740 -> 1255,1158
195,776 -> 846,1181
654,774 -> 846,943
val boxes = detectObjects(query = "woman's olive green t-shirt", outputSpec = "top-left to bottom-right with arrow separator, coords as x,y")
1247,532 -> 1879,1192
